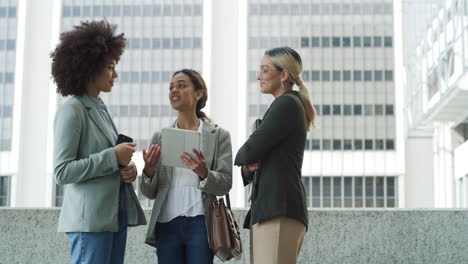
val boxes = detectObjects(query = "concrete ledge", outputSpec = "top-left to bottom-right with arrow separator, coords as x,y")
1,208 -> 468,263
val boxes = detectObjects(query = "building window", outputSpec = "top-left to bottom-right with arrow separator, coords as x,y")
311,37 -> 320,47
312,71 -> 320,81
332,37 -> 340,47
103,6 -> 112,16
322,139 -> 331,150
354,139 -> 363,150
354,104 -> 362,115
301,37 -> 309,48
0,176 -> 11,206
364,70 -> 372,81
386,139 -> 395,150
322,71 -> 330,81
322,105 -> 331,115
353,36 -> 361,47
93,6 -> 102,16
322,37 -> 330,47
364,104 -> 373,115
314,104 -> 320,115
113,6 -> 121,16
342,37 -> 351,47
365,139 -> 373,150
333,140 -> 342,150
374,70 -> 383,81
332,71 -> 341,81
343,104 -> 352,115
333,105 -> 341,115
373,36 -> 382,47
63,6 -> 71,17
306,176 -> 398,208
7,40 -> 15,50
152,38 -> 161,49
363,36 -> 372,47
353,70 -> 362,81
343,70 -> 351,81
142,38 -> 150,49
376,139 -> 385,150
311,139 -> 321,150
344,139 -> 353,150
385,105 -> 394,115
151,72 -> 160,82
385,70 -> 393,81
375,104 -> 384,115
384,36 -> 393,47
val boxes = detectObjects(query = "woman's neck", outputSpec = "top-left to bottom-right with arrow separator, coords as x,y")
177,111 -> 199,130
86,85 -> 100,98
272,84 -> 292,98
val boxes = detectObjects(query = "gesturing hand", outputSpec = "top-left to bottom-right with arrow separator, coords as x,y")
142,144 -> 161,177
120,161 -> 137,183
180,148 -> 208,179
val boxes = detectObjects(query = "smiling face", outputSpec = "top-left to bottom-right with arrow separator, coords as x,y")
257,55 -> 283,95
169,72 -> 202,113
87,60 -> 118,97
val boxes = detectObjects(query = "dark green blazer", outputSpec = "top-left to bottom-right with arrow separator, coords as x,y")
235,91 -> 308,229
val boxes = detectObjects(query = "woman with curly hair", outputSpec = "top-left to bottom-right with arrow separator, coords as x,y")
51,20 -> 146,264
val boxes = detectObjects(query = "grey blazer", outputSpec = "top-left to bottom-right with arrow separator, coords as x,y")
140,120 -> 232,247
53,95 -> 146,232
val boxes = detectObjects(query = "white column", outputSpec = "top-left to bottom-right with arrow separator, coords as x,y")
12,0 -> 61,207
404,137 -> 435,208
204,0 -> 247,208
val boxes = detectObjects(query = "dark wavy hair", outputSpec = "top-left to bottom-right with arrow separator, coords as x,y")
172,69 -> 209,120
50,20 -> 126,96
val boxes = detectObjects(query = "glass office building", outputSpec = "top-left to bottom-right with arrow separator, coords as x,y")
0,0 -> 17,206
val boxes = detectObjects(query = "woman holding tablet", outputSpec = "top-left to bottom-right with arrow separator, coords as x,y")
140,69 -> 233,264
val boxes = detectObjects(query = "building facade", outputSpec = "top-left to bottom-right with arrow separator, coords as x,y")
403,0 -> 468,208
247,0 -> 401,208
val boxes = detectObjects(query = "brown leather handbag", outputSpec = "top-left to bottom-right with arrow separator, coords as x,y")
209,193 -> 242,261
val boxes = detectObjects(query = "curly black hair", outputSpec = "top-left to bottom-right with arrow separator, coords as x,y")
50,20 -> 126,96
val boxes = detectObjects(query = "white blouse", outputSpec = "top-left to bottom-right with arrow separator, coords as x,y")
157,119 -> 205,223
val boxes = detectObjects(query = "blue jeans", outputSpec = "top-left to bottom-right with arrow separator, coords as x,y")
66,184 -> 128,264
156,215 -> 214,264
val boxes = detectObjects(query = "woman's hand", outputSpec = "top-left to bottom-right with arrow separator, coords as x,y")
180,148 -> 208,179
120,161 -> 137,183
142,144 -> 161,177
115,143 -> 136,167
242,161 -> 262,180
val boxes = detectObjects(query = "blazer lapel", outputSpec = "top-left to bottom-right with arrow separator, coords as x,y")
88,108 -> 116,146
76,96 -> 116,146
202,121 -> 217,170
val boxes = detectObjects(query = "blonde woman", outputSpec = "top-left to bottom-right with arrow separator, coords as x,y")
235,47 -> 316,264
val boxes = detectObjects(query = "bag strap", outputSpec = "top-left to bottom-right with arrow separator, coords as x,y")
225,193 -> 231,210
210,126 -> 232,211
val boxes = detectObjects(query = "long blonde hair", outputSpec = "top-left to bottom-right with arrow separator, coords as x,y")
265,47 -> 316,130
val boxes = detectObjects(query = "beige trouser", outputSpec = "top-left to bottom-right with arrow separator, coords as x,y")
250,216 -> 306,264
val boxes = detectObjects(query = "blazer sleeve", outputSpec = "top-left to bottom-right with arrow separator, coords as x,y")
198,128 -> 233,196
139,132 -> 163,200
53,103 -> 119,185
234,94 -> 302,166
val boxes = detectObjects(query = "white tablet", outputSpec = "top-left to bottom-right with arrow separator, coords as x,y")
161,127 -> 202,169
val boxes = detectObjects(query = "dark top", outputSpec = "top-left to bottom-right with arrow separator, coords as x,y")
235,90 -> 308,230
